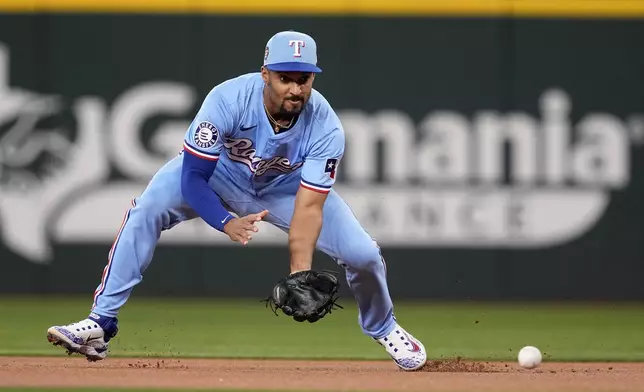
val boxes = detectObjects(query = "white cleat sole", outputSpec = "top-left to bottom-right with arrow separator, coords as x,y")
46,327 -> 107,362
395,357 -> 427,371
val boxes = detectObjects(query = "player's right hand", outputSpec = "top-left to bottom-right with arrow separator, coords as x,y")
223,209 -> 269,245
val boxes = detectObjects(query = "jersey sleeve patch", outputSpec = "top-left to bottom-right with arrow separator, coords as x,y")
300,157 -> 340,194
193,121 -> 219,149
324,158 -> 338,179
183,121 -> 221,160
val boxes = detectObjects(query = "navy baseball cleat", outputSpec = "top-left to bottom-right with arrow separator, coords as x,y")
46,314 -> 118,362
374,323 -> 427,371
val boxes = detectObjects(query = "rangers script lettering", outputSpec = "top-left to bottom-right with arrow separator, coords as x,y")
224,138 -> 303,176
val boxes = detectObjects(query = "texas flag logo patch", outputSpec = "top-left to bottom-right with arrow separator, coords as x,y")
325,158 -> 338,179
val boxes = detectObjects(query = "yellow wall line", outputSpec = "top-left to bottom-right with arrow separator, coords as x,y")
1,0 -> 643,17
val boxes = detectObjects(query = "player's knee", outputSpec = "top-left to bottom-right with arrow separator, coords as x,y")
127,200 -> 168,230
339,240 -> 385,272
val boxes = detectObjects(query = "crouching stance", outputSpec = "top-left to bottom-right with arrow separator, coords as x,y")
46,30 -> 427,371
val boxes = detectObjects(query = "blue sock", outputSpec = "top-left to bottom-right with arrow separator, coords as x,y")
88,312 -> 119,342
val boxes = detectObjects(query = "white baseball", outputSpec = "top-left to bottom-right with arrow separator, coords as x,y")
518,346 -> 542,369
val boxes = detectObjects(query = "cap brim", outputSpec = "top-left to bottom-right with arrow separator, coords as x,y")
265,62 -> 322,73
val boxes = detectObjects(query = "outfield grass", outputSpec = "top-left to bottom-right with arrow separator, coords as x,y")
0,296 -> 643,362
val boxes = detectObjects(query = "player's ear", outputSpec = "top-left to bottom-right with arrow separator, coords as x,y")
261,66 -> 269,84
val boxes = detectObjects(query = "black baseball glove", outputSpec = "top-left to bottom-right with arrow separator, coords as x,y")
263,270 -> 343,323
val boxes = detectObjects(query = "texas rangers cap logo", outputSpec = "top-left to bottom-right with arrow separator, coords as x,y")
193,121 -> 219,149
262,30 -> 322,73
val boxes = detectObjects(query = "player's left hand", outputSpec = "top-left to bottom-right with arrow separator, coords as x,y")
263,270 -> 343,323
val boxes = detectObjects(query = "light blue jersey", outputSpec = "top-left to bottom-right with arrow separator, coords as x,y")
182,73 -> 344,196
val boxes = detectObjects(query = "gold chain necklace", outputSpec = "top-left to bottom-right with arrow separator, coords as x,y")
264,103 -> 294,131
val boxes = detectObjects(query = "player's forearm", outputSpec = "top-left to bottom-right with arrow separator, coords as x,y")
181,152 -> 234,232
288,205 -> 323,273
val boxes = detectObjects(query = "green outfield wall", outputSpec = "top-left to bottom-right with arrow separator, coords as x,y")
0,5 -> 643,299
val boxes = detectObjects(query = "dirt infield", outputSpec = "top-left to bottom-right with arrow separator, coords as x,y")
1,356 -> 643,391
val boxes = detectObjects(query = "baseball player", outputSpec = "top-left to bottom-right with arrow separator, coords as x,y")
46,30 -> 427,371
